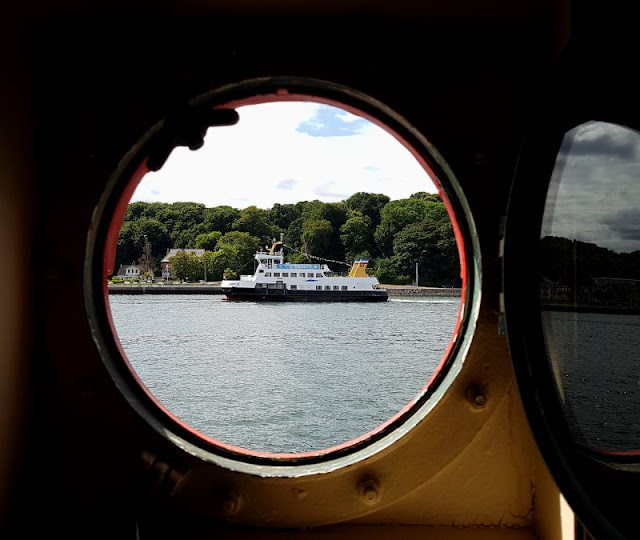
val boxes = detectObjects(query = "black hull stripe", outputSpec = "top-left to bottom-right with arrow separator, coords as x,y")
222,288 -> 388,302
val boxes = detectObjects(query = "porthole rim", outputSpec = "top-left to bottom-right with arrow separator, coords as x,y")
83,75 -> 482,478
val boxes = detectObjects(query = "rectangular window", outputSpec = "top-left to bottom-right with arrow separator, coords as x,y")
341,286 -> 348,290
290,285 -> 297,290
299,273 -> 305,277
290,273 -> 297,277
333,286 -> 340,290
265,272 -> 271,277
274,273 -> 280,277
316,273 -> 323,278
282,273 -> 289,277
325,286 -> 331,290
316,286 -> 322,290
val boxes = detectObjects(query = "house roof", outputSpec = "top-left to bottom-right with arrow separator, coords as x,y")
161,248 -> 205,263
116,264 -> 140,276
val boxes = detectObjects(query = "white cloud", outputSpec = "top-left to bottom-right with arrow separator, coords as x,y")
542,121 -> 640,253
131,102 -> 437,209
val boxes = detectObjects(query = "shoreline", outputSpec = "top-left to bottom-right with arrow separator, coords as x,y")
107,284 -> 463,297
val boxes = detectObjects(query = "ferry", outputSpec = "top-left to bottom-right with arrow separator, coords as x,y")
220,237 -> 388,302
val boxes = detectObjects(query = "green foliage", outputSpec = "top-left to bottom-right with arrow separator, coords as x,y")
286,251 -> 312,264
223,268 -> 238,280
216,231 -> 262,276
392,218 -> 459,286
169,250 -> 202,281
232,206 -> 276,245
116,217 -> 170,270
374,197 -> 449,256
110,275 -> 124,283
268,203 -> 302,231
373,258 -> 412,285
410,192 -> 442,203
117,193 -> 462,285
203,206 -> 241,234
194,231 -> 223,251
340,214 -> 373,260
302,219 -> 333,255
345,192 -> 390,230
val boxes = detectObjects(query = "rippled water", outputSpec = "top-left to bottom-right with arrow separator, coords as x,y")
109,295 -> 461,453
541,310 -> 640,452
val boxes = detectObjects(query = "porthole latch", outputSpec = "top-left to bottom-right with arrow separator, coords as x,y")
146,106 -> 239,171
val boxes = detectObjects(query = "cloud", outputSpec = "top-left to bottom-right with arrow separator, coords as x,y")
276,179 -> 298,191
543,121 -> 640,253
131,102 -> 437,210
313,181 -> 349,200
297,106 -> 368,137
560,121 -> 640,159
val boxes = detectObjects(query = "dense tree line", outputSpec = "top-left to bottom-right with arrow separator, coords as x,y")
539,236 -> 640,307
113,192 -> 462,286
539,236 -> 640,284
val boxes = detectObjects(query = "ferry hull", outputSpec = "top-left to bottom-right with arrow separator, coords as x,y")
221,287 -> 388,302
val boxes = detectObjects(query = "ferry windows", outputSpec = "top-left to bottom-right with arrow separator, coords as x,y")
274,273 -> 280,277
538,121 -> 640,454
316,286 -> 322,291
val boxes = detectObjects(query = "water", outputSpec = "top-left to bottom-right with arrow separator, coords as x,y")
541,310 -> 640,452
109,295 -> 461,454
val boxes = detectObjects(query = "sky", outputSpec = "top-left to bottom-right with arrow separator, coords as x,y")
131,102 -> 437,210
542,121 -> 640,253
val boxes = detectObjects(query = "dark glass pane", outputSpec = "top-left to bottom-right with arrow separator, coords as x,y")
538,121 -> 640,453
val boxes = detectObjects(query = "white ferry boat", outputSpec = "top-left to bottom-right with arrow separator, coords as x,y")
220,238 -> 388,302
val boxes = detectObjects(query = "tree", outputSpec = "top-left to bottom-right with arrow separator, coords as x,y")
345,192 -> 390,229
203,205 -> 241,234
269,203 -> 302,231
115,217 -> 170,271
392,218 -> 459,286
302,219 -> 333,256
340,213 -> 373,260
138,235 -> 156,276
169,250 -> 202,281
286,217 -> 304,248
194,231 -> 223,251
216,231 -> 261,276
410,192 -> 442,203
232,206 -> 275,245
201,250 -> 217,282
374,197 -> 449,256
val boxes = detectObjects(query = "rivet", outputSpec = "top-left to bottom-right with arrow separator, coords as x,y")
358,476 -> 381,505
474,393 -> 487,407
223,495 -> 240,515
466,386 -> 488,410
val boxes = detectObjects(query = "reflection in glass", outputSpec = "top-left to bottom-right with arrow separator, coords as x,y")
538,121 -> 640,453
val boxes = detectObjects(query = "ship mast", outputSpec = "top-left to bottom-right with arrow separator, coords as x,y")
268,232 -> 285,255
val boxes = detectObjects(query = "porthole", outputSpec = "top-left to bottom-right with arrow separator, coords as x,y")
504,117 -> 640,539
85,78 -> 480,475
